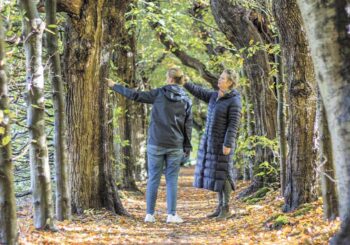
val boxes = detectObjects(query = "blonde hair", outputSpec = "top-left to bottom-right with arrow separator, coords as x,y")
224,69 -> 239,89
167,67 -> 185,85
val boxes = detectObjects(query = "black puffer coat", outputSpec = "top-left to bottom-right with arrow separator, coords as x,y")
184,82 -> 242,192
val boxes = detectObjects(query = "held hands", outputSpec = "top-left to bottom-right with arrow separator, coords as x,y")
105,78 -> 116,88
223,146 -> 231,155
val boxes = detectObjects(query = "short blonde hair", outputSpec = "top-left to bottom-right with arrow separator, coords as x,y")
167,67 -> 185,85
224,69 -> 239,89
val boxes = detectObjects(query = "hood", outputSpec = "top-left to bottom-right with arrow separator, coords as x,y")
162,84 -> 188,102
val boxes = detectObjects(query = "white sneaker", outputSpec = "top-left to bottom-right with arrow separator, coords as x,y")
144,214 -> 156,223
166,214 -> 184,223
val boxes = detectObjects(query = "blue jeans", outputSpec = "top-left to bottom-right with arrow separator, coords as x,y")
146,144 -> 183,215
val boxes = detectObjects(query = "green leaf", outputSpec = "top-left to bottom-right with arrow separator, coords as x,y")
0,127 -> 5,135
47,24 -> 57,29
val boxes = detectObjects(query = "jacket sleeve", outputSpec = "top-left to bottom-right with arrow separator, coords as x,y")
183,82 -> 214,104
224,99 -> 242,148
112,84 -> 159,104
183,100 -> 193,152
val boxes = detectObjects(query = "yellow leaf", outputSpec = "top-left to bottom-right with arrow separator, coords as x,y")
2,135 -> 10,146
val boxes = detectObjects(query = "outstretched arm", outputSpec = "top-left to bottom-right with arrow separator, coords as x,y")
106,78 -> 159,104
183,82 -> 214,104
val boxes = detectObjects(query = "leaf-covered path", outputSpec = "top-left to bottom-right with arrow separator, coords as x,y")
19,167 -> 339,244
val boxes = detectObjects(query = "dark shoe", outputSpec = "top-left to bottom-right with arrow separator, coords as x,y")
206,205 -> 221,218
216,205 -> 231,220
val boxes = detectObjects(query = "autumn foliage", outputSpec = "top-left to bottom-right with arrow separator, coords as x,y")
18,167 -> 339,244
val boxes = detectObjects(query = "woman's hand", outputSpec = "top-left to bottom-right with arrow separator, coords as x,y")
223,146 -> 231,155
105,78 -> 116,88
183,75 -> 190,84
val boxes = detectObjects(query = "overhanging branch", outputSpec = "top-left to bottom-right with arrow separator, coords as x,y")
147,0 -> 218,89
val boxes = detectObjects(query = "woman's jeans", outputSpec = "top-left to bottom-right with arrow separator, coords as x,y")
146,145 -> 183,215
218,180 -> 232,206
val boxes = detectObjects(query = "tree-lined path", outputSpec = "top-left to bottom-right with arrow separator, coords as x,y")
1,0 -> 349,244
18,167 -> 339,244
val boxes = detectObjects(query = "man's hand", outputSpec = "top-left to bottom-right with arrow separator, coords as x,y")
223,146 -> 231,155
105,78 -> 116,88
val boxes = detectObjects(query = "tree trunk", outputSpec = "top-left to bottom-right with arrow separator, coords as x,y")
273,0 -> 317,212
63,0 -> 127,215
21,0 -> 55,230
295,1 -> 350,243
317,89 -> 338,221
46,0 -> 71,221
275,36 -> 287,196
0,18 -> 18,245
113,0 -> 147,190
243,82 -> 254,180
211,0 -> 277,197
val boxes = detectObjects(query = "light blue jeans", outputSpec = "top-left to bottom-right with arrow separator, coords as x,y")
146,144 -> 183,215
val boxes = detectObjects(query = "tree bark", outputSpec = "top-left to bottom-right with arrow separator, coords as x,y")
273,0 -> 317,212
0,18 -> 18,245
39,0 -> 83,16
45,0 -> 71,221
113,0 -> 147,190
295,1 -> 350,243
211,0 -> 277,197
243,82 -> 254,180
275,36 -> 287,196
317,89 -> 338,221
21,0 -> 55,230
63,0 -> 127,215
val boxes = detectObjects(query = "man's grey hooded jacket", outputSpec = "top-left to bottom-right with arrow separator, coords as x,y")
112,84 -> 192,152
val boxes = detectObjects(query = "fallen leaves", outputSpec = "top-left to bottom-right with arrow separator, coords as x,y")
17,167 -> 339,244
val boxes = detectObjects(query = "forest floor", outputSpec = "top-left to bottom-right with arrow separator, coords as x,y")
18,167 -> 339,244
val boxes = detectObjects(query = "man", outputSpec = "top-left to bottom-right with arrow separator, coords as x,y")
106,67 -> 192,223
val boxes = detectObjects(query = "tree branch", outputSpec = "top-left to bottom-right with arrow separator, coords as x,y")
147,0 -> 218,88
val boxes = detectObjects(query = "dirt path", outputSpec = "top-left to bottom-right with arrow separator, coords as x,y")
19,167 -> 338,244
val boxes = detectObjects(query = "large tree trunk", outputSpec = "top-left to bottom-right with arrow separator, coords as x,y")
316,89 -> 338,221
113,0 -> 147,190
295,1 -> 350,243
64,0 -> 127,215
0,19 -> 18,245
273,0 -> 317,212
211,0 -> 277,197
21,0 -> 55,230
46,0 -> 71,221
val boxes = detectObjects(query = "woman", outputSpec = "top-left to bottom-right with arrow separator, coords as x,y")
184,69 -> 242,219
106,67 -> 192,223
